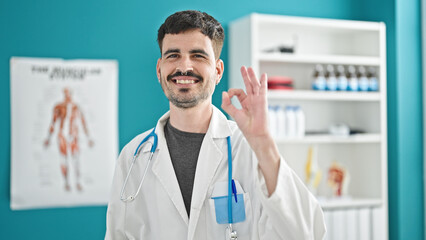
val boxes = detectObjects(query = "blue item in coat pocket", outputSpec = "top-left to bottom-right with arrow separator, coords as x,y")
212,194 -> 246,224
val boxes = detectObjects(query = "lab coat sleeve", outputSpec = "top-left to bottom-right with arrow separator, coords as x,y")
255,156 -> 326,240
105,144 -> 131,240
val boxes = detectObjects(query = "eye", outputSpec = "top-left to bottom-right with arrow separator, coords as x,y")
193,54 -> 206,59
166,54 -> 179,59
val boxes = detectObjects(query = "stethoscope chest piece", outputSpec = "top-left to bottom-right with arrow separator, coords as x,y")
226,224 -> 238,240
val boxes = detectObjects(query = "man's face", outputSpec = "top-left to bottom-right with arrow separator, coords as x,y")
156,29 -> 224,109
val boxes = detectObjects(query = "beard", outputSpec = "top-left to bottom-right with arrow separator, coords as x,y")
160,71 -> 215,109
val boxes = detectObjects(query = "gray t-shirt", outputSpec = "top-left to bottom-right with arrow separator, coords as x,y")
164,119 -> 205,217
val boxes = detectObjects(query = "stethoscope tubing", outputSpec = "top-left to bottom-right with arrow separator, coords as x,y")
120,128 -> 157,202
227,136 -> 233,224
119,127 -> 237,239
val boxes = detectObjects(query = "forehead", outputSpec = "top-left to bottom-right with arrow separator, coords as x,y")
162,29 -> 214,53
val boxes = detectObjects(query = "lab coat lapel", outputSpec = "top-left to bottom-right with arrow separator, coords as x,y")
150,112 -> 189,226
187,106 -> 232,240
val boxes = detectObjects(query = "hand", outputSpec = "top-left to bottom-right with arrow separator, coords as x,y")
222,66 -> 280,196
221,66 -> 269,143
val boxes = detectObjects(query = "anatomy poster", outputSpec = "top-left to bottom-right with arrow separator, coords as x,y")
10,57 -> 118,210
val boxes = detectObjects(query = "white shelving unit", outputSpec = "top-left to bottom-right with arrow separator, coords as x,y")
275,133 -> 382,144
229,13 -> 387,239
268,89 -> 381,101
258,53 -> 381,66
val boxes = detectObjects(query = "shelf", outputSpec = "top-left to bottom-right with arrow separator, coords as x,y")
268,90 -> 381,101
275,133 -> 381,144
258,53 -> 380,66
319,197 -> 383,210
254,13 -> 384,32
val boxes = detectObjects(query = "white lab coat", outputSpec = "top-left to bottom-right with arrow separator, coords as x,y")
105,106 -> 326,240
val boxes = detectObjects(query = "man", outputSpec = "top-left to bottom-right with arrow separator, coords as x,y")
105,10 -> 325,239
44,87 -> 94,191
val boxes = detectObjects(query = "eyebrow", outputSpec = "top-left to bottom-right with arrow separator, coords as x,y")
163,49 -> 180,56
163,48 -> 210,57
189,49 -> 209,57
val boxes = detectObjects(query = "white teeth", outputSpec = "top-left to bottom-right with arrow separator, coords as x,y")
176,79 -> 195,84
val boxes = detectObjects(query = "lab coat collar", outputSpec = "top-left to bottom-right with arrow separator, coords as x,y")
143,105 -> 232,147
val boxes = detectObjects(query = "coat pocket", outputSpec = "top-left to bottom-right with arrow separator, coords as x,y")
206,192 -> 253,240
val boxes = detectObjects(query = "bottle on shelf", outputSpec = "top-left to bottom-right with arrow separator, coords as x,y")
312,64 -> 326,91
367,67 -> 379,91
268,106 -> 278,138
277,106 -> 286,139
294,106 -> 306,138
326,65 -> 338,91
285,106 -> 296,138
358,66 -> 369,91
347,65 -> 359,91
336,65 -> 348,91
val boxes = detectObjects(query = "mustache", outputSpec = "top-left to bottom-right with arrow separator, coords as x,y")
167,71 -> 203,82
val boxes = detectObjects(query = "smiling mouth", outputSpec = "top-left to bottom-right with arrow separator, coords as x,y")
173,79 -> 199,84
167,71 -> 203,85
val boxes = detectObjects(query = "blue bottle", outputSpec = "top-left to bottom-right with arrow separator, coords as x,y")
336,65 -> 348,91
326,65 -> 338,91
367,67 -> 379,91
347,65 -> 358,91
358,66 -> 369,91
312,64 -> 326,91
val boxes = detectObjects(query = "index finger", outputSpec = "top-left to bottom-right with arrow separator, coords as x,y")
240,66 -> 253,95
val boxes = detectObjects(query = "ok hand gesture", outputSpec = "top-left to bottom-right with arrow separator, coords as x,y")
221,66 -> 269,142
222,66 -> 280,196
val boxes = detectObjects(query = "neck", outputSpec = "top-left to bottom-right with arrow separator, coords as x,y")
169,101 -> 213,133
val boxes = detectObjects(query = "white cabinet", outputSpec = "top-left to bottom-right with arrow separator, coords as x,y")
229,13 -> 387,239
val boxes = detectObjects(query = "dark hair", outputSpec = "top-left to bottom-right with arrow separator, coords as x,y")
157,10 -> 225,60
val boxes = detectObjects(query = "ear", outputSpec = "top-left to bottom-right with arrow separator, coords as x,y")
215,59 -> 224,85
156,58 -> 162,82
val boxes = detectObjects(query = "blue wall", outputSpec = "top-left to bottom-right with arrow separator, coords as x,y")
0,0 -> 423,239
395,0 -> 424,238
352,0 -> 425,238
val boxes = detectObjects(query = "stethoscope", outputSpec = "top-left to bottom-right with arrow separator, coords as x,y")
120,128 -> 158,202
120,127 -> 238,240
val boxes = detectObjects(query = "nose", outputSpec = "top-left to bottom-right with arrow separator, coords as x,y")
176,55 -> 193,73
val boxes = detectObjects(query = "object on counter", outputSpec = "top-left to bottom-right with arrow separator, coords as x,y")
285,106 -> 296,138
328,162 -> 350,197
336,65 -> 348,91
294,106 -> 305,138
305,146 -> 322,195
277,106 -> 286,138
348,66 -> 359,91
268,106 -> 278,138
367,67 -> 379,91
263,45 -> 295,53
325,65 -> 338,91
267,76 -> 294,90
329,123 -> 350,136
262,35 -> 298,54
358,66 -> 369,91
347,65 -> 359,91
269,104 -> 306,139
312,64 -> 326,90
